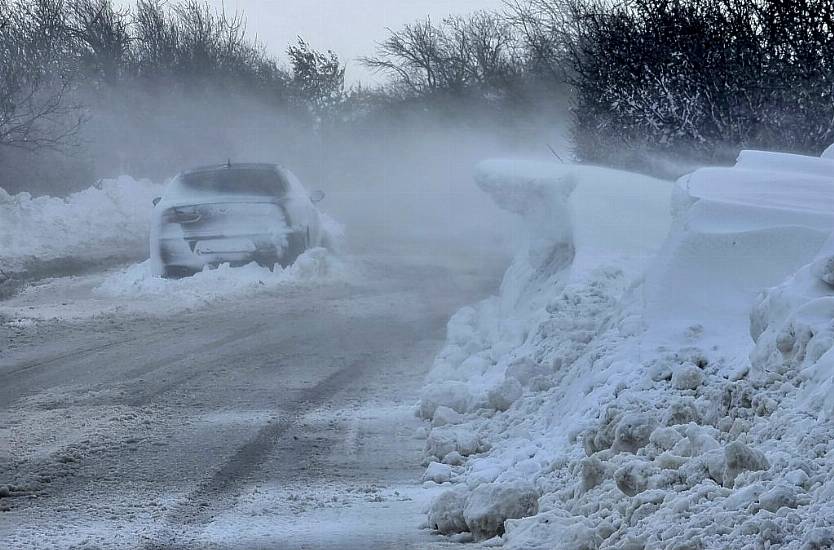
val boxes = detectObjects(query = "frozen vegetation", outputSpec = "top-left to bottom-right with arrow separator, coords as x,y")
418,151 -> 834,548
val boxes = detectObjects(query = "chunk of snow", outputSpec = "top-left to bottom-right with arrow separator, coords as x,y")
93,248 -> 343,308
462,481 -> 539,540
724,441 -> 769,487
614,460 -> 654,496
442,451 -> 465,466
579,456 -> 606,492
487,377 -> 523,412
671,363 -> 705,390
802,528 -> 834,550
431,406 -> 464,428
418,382 -> 473,420
425,426 -> 482,460
649,426 -> 683,451
661,399 -> 702,427
758,484 -> 801,512
503,510 -> 599,550
423,462 -> 453,484
427,486 -> 469,534
613,413 -> 657,454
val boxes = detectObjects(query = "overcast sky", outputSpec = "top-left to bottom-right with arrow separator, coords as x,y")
122,0 -> 507,84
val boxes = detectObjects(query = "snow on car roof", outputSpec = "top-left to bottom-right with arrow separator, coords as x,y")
182,162 -> 288,175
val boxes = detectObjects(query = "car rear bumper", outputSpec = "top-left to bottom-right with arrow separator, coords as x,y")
154,231 -> 306,277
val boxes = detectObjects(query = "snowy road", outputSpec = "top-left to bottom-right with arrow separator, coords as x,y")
0,251 -> 503,549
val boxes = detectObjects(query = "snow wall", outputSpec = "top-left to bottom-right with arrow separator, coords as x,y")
0,177 -> 162,277
418,152 -> 834,549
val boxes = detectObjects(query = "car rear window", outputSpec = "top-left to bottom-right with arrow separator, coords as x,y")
178,168 -> 288,196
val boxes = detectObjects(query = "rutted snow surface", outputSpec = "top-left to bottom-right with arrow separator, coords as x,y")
1,248 -> 498,549
417,154 -> 834,548
0,248 -> 348,323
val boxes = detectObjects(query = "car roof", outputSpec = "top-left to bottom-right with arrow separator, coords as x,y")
181,162 -> 287,176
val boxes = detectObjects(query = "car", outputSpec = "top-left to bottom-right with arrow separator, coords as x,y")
150,162 -> 326,278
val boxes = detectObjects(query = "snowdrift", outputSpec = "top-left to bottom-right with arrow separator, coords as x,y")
751,234 -> 834,420
96,247 -> 345,305
0,248 -> 348,323
0,177 -> 162,277
418,152 -> 834,549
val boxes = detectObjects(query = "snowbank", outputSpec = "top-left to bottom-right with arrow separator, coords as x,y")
0,177 -> 162,275
421,161 -> 672,418
0,175 -> 345,298
751,234 -> 834,419
419,152 -> 834,548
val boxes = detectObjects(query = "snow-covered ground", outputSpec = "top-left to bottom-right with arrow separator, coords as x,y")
0,248 -> 349,324
0,177 -> 162,276
95,247 -> 348,309
6,146 -> 834,548
417,152 -> 834,548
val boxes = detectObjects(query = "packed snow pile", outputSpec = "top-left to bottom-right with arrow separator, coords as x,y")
418,152 -> 834,549
0,177 -> 162,274
95,247 -> 346,305
420,161 -> 672,424
751,233 -> 834,418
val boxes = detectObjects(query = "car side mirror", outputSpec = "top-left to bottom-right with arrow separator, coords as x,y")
310,190 -> 325,204
152,197 -> 161,206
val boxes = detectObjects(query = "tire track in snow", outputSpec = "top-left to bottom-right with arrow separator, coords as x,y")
140,354 -> 373,549
0,337 -> 137,378
120,323 -> 273,407
0,321 -> 271,408
0,324 -> 276,502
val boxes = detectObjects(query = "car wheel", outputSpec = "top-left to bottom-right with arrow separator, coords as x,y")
280,231 -> 307,267
163,266 -> 197,279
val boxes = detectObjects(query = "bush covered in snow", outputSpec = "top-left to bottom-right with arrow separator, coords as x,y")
561,0 -> 834,170
417,151 -> 834,548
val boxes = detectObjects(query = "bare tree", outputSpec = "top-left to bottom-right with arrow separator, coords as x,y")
0,0 -> 82,152
504,0 -> 576,81
362,12 -> 519,99
67,0 -> 130,84
362,18 -> 446,94
131,0 -> 179,79
450,12 -> 518,86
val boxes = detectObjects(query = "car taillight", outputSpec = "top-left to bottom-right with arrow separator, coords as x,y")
163,206 -> 201,224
